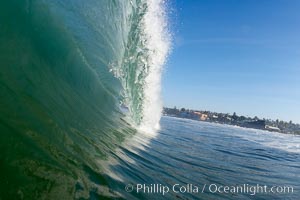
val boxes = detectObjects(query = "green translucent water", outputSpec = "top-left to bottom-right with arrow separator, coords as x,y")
0,0 -> 149,198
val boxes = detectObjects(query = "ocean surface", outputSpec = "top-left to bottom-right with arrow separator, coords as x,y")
1,0 -> 300,199
104,116 -> 300,200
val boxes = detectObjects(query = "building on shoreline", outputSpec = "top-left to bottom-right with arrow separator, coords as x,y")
163,107 -> 300,135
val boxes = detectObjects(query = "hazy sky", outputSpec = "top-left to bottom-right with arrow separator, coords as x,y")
162,0 -> 300,123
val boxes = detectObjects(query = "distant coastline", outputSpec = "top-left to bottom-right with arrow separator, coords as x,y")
163,107 -> 300,135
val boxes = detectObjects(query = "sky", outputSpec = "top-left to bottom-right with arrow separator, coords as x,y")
162,0 -> 300,123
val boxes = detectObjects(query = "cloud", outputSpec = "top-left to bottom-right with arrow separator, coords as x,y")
175,36 -> 300,49
181,37 -> 271,46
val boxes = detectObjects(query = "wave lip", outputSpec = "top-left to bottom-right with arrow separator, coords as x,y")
139,0 -> 171,134
111,0 -> 171,135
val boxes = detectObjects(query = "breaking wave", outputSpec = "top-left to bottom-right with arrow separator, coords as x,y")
0,0 -> 170,199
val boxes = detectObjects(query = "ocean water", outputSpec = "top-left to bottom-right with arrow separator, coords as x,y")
1,0 -> 300,200
104,116 -> 300,199
0,0 -> 169,199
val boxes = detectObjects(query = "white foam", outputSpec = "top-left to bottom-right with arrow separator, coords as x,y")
210,122 -> 300,154
138,0 -> 171,135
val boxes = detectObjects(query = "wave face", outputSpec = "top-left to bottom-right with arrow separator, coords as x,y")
0,0 -> 170,199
